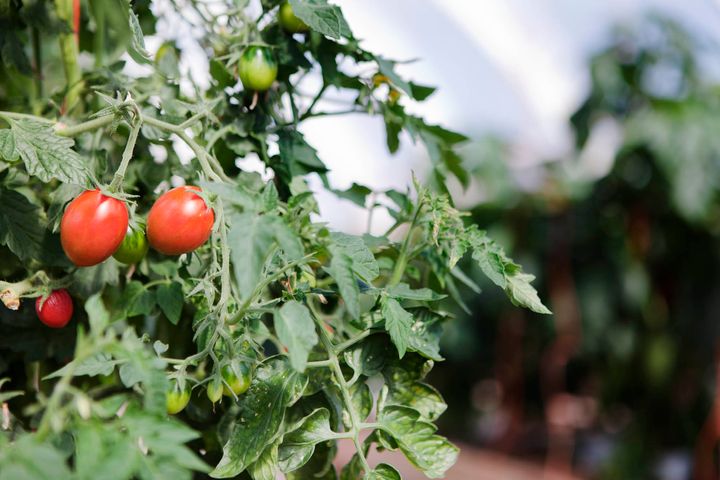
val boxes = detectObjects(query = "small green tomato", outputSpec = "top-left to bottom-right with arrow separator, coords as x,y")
279,1 -> 309,33
113,228 -> 149,265
238,46 -> 278,92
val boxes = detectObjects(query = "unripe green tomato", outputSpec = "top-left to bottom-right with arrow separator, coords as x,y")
113,228 -> 149,264
166,380 -> 191,415
279,1 -> 308,33
222,362 -> 252,397
207,378 -> 223,403
238,46 -> 278,92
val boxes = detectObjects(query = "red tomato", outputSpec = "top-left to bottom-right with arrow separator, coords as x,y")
147,186 -> 214,255
61,190 -> 129,266
35,289 -> 73,328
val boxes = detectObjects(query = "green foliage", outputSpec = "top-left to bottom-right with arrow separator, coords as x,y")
0,0 -> 549,478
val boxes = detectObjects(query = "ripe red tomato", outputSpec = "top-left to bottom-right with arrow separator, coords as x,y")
147,186 -> 214,255
60,190 -> 129,266
35,289 -> 73,328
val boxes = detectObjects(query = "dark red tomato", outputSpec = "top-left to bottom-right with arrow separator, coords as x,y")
35,289 -> 73,328
61,190 -> 129,266
147,186 -> 214,255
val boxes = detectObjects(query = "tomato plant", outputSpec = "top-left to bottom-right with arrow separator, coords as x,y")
35,289 -> 73,328
0,1 -> 549,479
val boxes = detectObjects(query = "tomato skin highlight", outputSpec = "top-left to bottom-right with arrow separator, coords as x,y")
113,228 -> 149,264
147,186 -> 214,255
35,289 -> 73,328
279,1 -> 309,33
166,380 -> 191,415
238,46 -> 278,92
60,190 -> 129,266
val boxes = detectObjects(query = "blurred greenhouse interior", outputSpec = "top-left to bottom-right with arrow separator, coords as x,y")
144,0 -> 720,478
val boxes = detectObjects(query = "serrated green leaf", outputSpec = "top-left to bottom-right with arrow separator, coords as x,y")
274,301 -> 318,372
289,0 -> 352,40
156,282 -> 184,325
7,119 -> 89,183
248,442 -> 279,480
381,298 -> 413,358
0,188 -> 45,260
127,10 -> 152,64
383,355 -> 446,422
326,253 -> 360,319
211,359 -> 307,478
0,129 -> 18,161
328,232 -> 379,282
469,229 -> 551,314
229,212 -> 278,301
0,434 -> 73,480
387,283 -> 445,302
85,292 -> 109,334
377,405 -> 458,478
365,464 -> 401,480
45,352 -> 119,379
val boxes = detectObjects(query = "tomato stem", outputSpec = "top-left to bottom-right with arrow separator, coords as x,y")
109,116 -> 142,192
311,308 -> 372,474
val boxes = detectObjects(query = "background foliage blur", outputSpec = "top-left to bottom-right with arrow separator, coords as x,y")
432,17 -> 720,479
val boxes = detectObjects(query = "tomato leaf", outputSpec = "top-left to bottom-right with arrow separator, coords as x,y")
383,355 -> 447,422
288,0 -> 352,40
0,434 -> 73,480
127,10 -> 152,65
386,283 -> 445,302
274,301 -> 318,372
0,129 -> 18,161
325,252 -> 360,319
0,187 -> 45,260
85,293 -> 110,335
156,282 -> 184,325
366,463 -> 401,480
377,404 -> 458,479
381,298 -> 413,358
6,119 -> 89,184
211,359 -> 307,478
328,232 -> 379,283
469,229 -> 551,314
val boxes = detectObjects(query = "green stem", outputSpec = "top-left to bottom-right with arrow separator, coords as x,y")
231,253 -> 315,323
31,27 -> 43,115
36,338 -> 109,440
109,117 -> 142,192
312,311 -> 372,474
299,84 -> 327,120
55,0 -> 84,112
143,116 -> 228,183
388,198 -> 424,287
333,330 -> 373,355
55,115 -> 115,137
217,203 -> 232,316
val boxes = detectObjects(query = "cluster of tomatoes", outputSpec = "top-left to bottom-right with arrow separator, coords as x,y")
35,185 -> 214,329
36,1 -> 309,415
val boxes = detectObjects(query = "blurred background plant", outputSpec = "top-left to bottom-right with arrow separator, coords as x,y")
427,14 -> 720,480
